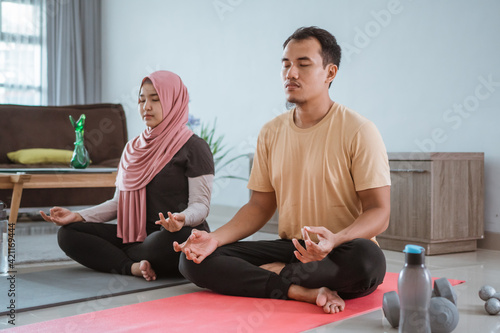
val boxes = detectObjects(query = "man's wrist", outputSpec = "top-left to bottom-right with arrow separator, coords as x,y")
330,232 -> 344,249
210,231 -> 223,248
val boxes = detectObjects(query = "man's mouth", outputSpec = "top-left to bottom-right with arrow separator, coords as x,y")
285,81 -> 300,89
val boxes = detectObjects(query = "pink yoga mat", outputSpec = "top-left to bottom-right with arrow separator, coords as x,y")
5,272 -> 464,333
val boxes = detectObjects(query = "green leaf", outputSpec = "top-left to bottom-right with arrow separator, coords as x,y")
194,117 -> 249,182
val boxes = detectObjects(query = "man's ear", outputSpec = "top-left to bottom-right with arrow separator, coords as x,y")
326,64 -> 338,84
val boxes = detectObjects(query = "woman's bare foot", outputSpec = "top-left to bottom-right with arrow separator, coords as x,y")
131,260 -> 157,281
288,284 -> 345,314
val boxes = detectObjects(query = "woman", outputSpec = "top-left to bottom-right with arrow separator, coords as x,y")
40,70 -> 214,281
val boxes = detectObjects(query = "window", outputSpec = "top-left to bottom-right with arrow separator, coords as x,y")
0,0 -> 43,105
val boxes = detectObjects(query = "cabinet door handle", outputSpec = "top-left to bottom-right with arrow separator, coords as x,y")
390,169 -> 427,173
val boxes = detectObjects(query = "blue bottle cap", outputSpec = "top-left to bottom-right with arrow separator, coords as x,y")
403,244 -> 424,254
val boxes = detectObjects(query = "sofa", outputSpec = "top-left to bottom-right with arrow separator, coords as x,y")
0,103 -> 128,208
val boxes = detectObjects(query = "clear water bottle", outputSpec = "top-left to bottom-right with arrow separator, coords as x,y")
398,244 -> 432,333
0,201 -> 8,275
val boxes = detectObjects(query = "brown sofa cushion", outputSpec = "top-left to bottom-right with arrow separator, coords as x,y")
0,103 -> 128,165
0,103 -> 127,209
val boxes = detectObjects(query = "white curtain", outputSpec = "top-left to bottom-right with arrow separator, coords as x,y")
0,0 -> 44,105
46,0 -> 101,105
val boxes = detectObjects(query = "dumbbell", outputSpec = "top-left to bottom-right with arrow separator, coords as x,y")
478,285 -> 500,315
383,278 -> 459,333
434,277 -> 458,305
382,290 -> 400,328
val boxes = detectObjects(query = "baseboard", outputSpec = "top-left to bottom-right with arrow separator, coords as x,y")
477,231 -> 500,251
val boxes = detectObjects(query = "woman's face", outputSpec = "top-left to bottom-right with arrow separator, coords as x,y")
138,82 -> 163,128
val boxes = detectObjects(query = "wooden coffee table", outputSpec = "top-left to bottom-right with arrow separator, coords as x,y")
0,168 -> 117,231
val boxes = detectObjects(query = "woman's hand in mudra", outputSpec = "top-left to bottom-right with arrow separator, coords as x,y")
39,207 -> 83,226
156,212 -> 185,232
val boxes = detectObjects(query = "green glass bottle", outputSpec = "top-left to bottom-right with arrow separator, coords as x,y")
69,114 -> 90,169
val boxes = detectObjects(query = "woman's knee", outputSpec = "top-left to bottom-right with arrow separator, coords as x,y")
57,224 -> 76,251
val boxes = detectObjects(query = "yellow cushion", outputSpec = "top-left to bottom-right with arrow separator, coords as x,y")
7,148 -> 74,165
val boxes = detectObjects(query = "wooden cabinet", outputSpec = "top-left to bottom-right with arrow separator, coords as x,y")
377,152 -> 484,255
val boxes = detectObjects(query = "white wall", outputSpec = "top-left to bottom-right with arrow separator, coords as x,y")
101,0 -> 500,234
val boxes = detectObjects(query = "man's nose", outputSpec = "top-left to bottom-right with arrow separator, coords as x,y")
286,65 -> 299,79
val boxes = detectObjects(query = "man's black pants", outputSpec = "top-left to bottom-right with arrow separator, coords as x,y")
179,238 -> 386,300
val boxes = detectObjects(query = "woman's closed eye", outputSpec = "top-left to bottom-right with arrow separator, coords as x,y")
139,98 -> 159,104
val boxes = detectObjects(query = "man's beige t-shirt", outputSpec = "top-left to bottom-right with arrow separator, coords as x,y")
247,102 -> 391,240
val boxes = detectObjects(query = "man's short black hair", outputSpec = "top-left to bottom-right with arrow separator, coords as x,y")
283,26 -> 342,69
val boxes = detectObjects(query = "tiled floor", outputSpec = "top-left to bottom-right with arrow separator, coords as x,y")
2,219 -> 500,332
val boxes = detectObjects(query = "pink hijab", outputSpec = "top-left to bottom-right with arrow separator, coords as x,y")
115,71 -> 193,243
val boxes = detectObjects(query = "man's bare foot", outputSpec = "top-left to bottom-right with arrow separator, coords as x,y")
316,287 -> 345,314
131,260 -> 157,281
260,262 -> 286,275
288,284 -> 345,314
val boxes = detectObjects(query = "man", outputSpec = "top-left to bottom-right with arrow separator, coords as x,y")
174,26 -> 391,314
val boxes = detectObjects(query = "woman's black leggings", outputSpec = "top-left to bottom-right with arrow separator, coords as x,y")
58,222 -> 207,277
179,238 -> 386,299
